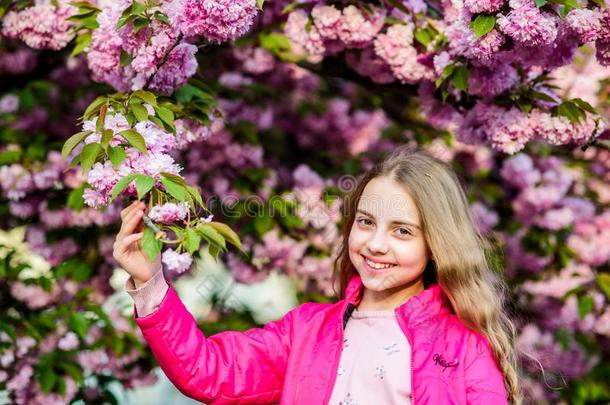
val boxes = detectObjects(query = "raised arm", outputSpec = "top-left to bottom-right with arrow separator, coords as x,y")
132,277 -> 292,404
114,201 -> 292,404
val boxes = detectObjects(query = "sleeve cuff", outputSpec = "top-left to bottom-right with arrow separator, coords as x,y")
125,269 -> 169,318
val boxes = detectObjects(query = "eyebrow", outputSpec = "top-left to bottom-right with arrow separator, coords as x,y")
356,209 -> 421,229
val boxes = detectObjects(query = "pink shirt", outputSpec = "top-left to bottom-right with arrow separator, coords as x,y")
126,273 -> 412,404
328,307 -> 412,404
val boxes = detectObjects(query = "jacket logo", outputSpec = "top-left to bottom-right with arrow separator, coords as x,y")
433,353 -> 459,371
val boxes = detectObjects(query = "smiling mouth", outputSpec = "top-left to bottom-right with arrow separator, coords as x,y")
361,255 -> 396,270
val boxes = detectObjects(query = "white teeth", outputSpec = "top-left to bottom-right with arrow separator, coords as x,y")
365,258 -> 395,269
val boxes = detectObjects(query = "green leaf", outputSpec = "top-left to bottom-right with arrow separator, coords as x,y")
135,175 -> 155,200
197,223 -> 226,250
67,185 -> 86,211
100,129 -> 113,148
208,221 -> 243,251
185,227 -> 201,254
414,28 -> 432,47
133,90 -> 157,107
160,177 -> 187,200
154,10 -> 170,23
142,227 -> 162,261
555,101 -> 586,123
62,130 -> 93,158
82,96 -> 106,121
68,312 -> 89,339
120,50 -> 133,67
66,154 -> 80,171
112,336 -> 126,356
256,0 -> 265,9
470,14 -> 496,39
598,273 -> 610,300
108,146 -> 126,169
161,172 -> 187,186
131,1 -> 146,15
516,98 -> 533,113
110,173 -> 137,201
119,129 -> 148,153
572,98 -> 597,114
133,16 -> 148,33
57,361 -> 83,383
39,367 -> 56,393
534,0 -> 547,7
80,142 -> 102,174
578,295 -> 594,319
529,90 -> 556,103
0,149 -> 22,165
452,66 -> 469,92
131,103 -> 149,121
259,32 -> 292,54
70,32 -> 92,57
254,214 -> 273,237
548,0 -> 579,11
186,185 -> 205,208
155,106 -> 174,127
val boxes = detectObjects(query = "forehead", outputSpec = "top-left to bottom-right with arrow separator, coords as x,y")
357,176 -> 420,221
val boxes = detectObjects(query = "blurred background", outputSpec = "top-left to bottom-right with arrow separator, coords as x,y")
1,0 -> 609,404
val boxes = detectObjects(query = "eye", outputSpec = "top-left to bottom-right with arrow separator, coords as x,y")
356,217 -> 373,226
396,227 -> 412,236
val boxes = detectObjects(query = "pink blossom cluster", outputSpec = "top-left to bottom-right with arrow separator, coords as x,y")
464,0 -> 504,14
567,210 -> 610,266
517,323 -> 596,380
0,47 -> 37,75
497,2 -> 558,47
0,94 -> 19,113
148,202 -> 189,224
161,248 -> 193,275
374,24 -> 434,84
455,101 -> 602,153
284,5 -> 386,62
80,111 -> 183,208
470,201 -> 499,234
251,229 -> 308,278
0,151 -> 69,202
2,1 -> 75,50
172,0 -> 257,42
501,154 -> 584,231
87,2 -> 197,94
300,98 -> 388,156
233,46 -> 276,74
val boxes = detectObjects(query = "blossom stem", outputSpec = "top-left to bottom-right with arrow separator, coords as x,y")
143,33 -> 184,90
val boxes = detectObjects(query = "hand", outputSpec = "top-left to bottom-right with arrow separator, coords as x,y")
113,200 -> 162,287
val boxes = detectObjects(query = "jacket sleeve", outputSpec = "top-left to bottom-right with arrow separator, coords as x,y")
134,280 -> 293,404
463,332 -> 508,405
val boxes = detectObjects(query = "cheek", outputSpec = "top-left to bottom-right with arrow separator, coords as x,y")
394,240 -> 429,267
348,228 -> 367,251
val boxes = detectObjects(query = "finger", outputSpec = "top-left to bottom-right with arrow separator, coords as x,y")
123,232 -> 144,247
121,200 -> 146,220
118,208 -> 144,238
120,200 -> 138,220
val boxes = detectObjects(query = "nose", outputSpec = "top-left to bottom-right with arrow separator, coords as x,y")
366,228 -> 389,255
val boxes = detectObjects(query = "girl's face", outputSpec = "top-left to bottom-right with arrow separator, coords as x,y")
348,176 -> 430,307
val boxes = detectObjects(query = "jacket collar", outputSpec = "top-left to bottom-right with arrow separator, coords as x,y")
344,272 -> 451,327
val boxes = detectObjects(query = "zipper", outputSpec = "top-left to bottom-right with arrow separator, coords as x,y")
395,308 -> 415,405
321,305 -> 347,404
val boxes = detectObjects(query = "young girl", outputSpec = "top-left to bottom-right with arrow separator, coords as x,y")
113,147 -> 521,404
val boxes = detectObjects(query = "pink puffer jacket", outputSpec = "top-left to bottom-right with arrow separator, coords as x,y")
134,273 -> 508,404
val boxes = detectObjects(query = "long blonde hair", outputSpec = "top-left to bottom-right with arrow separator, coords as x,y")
332,147 -> 522,404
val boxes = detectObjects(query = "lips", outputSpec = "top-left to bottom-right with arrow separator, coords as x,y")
362,255 -> 396,273
361,254 -> 396,273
